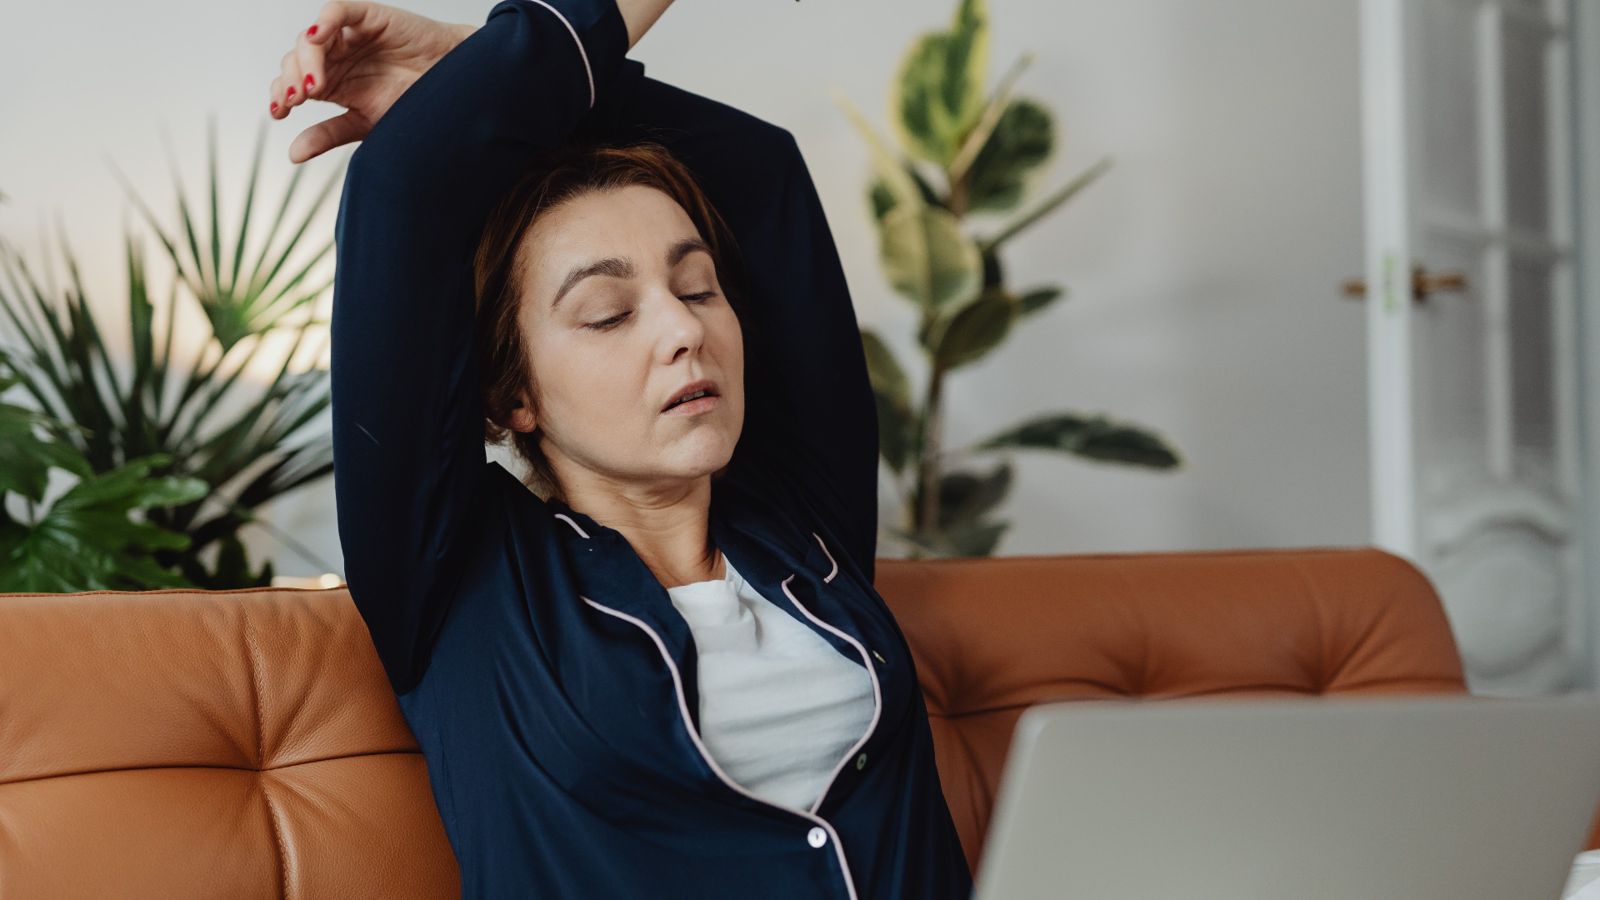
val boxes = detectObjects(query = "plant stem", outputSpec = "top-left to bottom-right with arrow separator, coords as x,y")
979,157 -> 1113,254
916,361 -> 948,542
949,173 -> 969,219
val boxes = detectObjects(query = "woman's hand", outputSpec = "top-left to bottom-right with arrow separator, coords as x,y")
269,1 -> 477,164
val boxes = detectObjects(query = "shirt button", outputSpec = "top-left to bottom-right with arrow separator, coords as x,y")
807,826 -> 828,848
855,752 -> 868,770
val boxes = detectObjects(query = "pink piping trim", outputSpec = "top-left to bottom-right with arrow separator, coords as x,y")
581,594 -> 865,900
780,570 -> 883,817
553,513 -> 590,539
525,0 -> 597,110
812,531 -> 839,583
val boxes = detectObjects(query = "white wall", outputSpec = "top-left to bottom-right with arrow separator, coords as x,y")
0,0 -> 1369,578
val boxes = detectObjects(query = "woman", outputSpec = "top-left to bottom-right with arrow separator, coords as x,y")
268,1 -> 974,897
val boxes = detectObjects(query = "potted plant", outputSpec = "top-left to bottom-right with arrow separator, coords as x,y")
0,117 -> 346,587
836,0 -> 1183,558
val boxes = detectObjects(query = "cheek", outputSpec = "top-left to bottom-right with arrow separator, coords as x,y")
716,309 -> 745,368
717,316 -> 747,419
552,336 -> 656,428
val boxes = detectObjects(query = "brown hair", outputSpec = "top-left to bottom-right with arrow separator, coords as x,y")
471,140 -> 754,503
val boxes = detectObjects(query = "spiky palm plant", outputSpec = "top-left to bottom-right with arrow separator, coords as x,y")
0,116 -> 347,587
836,0 -> 1184,559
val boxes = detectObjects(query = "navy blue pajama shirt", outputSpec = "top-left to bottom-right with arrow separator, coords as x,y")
328,0 -> 974,896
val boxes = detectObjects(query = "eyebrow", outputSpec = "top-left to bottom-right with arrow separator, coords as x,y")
550,236 -> 713,311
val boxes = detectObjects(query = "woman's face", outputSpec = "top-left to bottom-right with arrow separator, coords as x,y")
509,184 -> 745,493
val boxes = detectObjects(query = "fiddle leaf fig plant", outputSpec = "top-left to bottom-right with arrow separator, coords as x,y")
837,0 -> 1183,559
0,116 -> 344,588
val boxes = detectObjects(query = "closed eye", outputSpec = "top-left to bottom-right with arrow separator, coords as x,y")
584,292 -> 718,332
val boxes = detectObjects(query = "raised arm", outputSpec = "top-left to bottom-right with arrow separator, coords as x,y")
314,0 -> 636,694
582,79 -> 881,582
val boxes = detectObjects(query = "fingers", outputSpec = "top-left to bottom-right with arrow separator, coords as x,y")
307,1 -> 378,46
289,110 -> 368,165
271,45 -> 307,117
272,2 -> 369,119
294,24 -> 325,103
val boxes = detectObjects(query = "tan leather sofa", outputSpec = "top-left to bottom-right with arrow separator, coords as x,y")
3,545 -> 1594,897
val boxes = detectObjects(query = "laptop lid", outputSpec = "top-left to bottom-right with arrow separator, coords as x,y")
972,693 -> 1600,900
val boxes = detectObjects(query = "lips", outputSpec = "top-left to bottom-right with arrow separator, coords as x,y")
662,378 -> 720,412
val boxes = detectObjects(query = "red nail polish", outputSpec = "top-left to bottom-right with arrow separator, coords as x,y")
304,73 -> 315,89
270,101 -> 279,114
307,24 -> 318,36
287,85 -> 296,98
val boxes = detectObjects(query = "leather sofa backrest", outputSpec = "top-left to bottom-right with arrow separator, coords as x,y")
0,546 -> 1471,896
0,586 -> 458,899
874,546 -> 1470,877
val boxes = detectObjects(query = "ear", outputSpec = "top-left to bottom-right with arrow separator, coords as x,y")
507,394 -> 537,433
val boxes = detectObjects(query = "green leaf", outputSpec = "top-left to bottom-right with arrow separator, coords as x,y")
52,455 -> 208,519
973,413 -> 1184,468
882,525 -> 940,558
0,369 -> 94,501
965,97 -> 1055,214
891,0 -> 991,167
0,525 -> 89,592
940,518 -> 1009,557
878,204 -> 982,312
861,329 -> 916,475
921,286 -> 1019,370
893,34 -> 961,165
868,179 -> 897,222
873,390 -> 917,477
868,163 -> 950,223
125,234 -> 156,435
860,329 -> 910,406
948,51 -> 1035,188
835,90 -> 924,215
936,461 -> 1013,530
0,453 -> 207,592
893,518 -> 1009,558
210,533 -> 268,587
1018,285 -> 1066,316
110,120 -> 346,355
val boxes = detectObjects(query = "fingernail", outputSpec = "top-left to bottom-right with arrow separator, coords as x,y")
287,85 -> 296,98
307,24 -> 318,36
304,73 -> 315,90
270,101 -> 279,114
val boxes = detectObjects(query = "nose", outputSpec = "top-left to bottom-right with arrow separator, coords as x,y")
654,289 -> 708,364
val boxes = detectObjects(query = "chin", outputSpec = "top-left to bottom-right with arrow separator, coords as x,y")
673,441 -> 738,479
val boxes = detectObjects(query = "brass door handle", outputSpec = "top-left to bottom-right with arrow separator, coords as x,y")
1342,266 -> 1469,304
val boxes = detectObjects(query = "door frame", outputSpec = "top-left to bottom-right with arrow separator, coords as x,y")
1574,0 -> 1600,690
1359,0 -> 1420,556
1362,0 -> 1600,691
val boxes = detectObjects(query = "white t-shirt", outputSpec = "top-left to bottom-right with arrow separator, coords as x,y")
664,554 -> 875,812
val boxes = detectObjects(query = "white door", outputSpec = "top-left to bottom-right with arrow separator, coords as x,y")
1358,0 -> 1589,695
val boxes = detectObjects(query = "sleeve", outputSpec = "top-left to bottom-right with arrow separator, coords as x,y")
330,0 -> 630,695
583,78 -> 881,583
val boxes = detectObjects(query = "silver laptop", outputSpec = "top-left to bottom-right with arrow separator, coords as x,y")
972,693 -> 1600,900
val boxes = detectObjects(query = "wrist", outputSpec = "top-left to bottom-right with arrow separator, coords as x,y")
616,0 -> 673,50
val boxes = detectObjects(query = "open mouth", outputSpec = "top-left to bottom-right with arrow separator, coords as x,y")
662,380 -> 720,413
